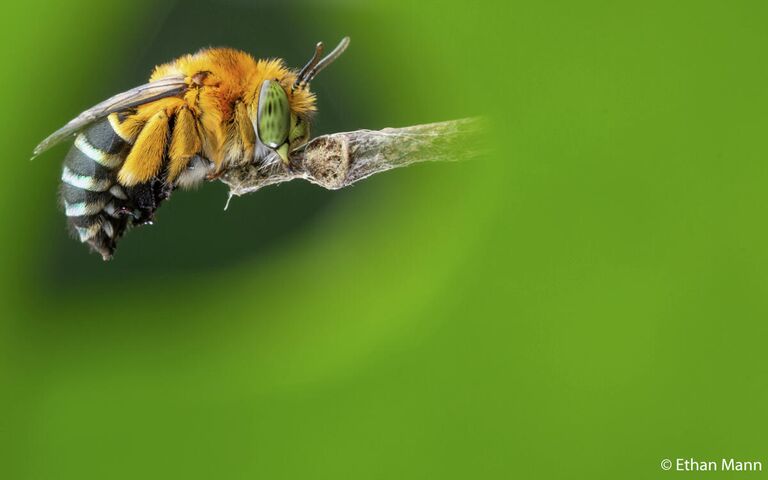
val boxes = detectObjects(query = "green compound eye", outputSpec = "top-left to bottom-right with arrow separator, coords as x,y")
257,80 -> 290,149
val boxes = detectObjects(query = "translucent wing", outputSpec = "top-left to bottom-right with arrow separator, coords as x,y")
33,75 -> 188,157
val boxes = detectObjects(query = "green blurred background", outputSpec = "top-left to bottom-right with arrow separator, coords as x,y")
2,0 -> 767,478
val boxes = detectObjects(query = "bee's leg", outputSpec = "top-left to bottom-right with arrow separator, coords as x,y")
125,182 -> 154,225
112,205 -> 136,218
235,102 -> 256,162
115,108 -> 179,226
206,170 -> 223,181
209,101 -> 255,180
117,110 -> 170,187
167,107 -> 202,186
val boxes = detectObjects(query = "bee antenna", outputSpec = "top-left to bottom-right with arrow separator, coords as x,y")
294,37 -> 350,90
293,42 -> 325,91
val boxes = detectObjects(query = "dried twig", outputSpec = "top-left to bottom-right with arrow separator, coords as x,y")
220,117 -> 485,196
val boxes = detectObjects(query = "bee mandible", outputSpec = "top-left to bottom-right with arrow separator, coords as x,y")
34,37 -> 350,260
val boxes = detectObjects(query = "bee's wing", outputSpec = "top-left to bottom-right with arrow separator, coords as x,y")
33,75 -> 188,158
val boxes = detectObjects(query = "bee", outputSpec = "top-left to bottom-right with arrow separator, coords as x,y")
33,37 -> 350,260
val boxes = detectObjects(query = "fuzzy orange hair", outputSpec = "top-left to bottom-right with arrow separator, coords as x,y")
112,48 -> 317,185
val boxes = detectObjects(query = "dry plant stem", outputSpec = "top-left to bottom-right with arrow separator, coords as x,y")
220,117 -> 485,196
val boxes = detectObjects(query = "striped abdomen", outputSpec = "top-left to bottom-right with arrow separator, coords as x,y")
60,116 -> 169,260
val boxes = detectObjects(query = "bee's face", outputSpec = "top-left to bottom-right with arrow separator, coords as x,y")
256,80 -> 310,165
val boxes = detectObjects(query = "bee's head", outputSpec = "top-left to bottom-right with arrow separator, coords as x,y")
255,38 -> 349,166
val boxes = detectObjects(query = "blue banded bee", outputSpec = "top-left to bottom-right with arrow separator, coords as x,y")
34,38 -> 350,260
